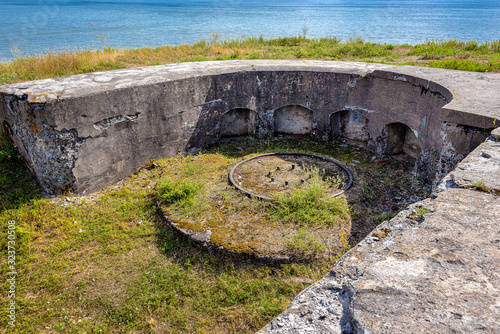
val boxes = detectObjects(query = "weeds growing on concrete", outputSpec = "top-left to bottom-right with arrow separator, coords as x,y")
286,229 -> 328,261
473,181 -> 488,192
373,212 -> 396,225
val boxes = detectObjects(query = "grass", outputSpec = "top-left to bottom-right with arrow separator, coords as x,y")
154,143 -> 352,261
285,229 -> 329,261
473,181 -> 488,192
270,175 -> 349,227
157,175 -> 212,219
157,178 -> 202,204
0,135 -> 40,211
372,212 -> 396,225
0,132 -> 430,332
0,134 -> 341,333
2,36 -> 500,85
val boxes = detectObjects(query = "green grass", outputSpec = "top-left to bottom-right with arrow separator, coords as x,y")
0,133 -> 334,333
156,177 -> 210,218
270,173 -> 349,227
2,36 -> 500,86
373,213 -> 397,225
285,229 -> 328,261
156,177 -> 203,205
0,135 -> 40,211
473,181 -> 488,192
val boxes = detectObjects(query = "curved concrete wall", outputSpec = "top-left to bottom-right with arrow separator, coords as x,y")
0,60 -> 498,195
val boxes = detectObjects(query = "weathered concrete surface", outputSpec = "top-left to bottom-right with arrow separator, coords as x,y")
437,137 -> 500,195
259,133 -> 500,333
493,127 -> 500,141
1,60 -> 499,194
259,189 -> 500,334
220,108 -> 256,138
370,67 -> 500,129
275,105 -> 314,135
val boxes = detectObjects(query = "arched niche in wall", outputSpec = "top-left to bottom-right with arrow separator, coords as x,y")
219,108 -> 256,138
274,105 -> 313,135
330,110 -> 369,145
385,122 -> 420,159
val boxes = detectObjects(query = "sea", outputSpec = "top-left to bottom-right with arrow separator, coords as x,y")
1,0 -> 499,61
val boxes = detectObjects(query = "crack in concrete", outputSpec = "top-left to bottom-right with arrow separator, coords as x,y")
93,112 -> 140,131
336,285 -> 365,334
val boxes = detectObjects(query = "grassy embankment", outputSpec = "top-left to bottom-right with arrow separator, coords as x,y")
1,136 -> 345,333
0,36 -> 498,333
1,36 -> 500,85
0,132 -> 424,333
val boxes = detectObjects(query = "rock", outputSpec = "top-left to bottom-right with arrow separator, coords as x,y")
491,127 -> 500,141
187,147 -> 201,155
436,138 -> 500,195
259,189 -> 500,334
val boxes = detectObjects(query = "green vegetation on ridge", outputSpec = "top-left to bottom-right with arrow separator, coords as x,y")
2,36 -> 500,85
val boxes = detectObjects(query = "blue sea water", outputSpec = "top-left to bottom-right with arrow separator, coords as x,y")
0,0 -> 499,61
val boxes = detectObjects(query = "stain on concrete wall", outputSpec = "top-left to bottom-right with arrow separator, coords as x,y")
2,120 -> 13,142
443,123 -> 491,156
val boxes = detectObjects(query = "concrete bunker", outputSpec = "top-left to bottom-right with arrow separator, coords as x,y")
330,110 -> 370,146
0,61 -> 497,196
219,108 -> 256,138
383,122 -> 421,159
1,61 -> 499,333
274,105 -> 313,135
